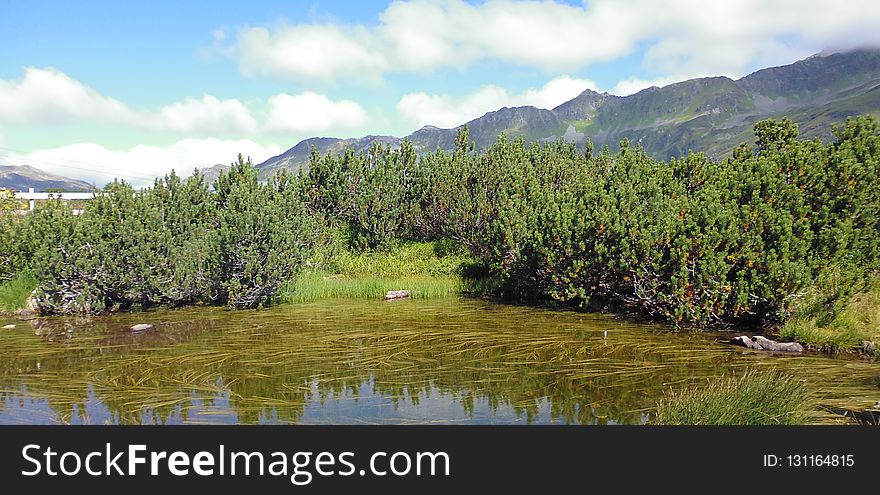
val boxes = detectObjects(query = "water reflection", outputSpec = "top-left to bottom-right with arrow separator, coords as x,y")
1,298 -> 878,424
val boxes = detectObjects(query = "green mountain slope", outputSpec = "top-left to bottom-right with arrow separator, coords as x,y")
256,48 -> 880,173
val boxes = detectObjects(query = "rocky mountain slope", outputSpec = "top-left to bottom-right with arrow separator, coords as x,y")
0,165 -> 96,191
256,48 -> 880,176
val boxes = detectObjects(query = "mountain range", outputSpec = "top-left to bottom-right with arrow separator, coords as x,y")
3,48 -> 879,190
256,48 -> 880,178
0,165 -> 96,192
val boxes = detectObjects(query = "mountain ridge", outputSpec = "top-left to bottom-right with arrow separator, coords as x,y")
0,165 -> 96,192
256,48 -> 880,177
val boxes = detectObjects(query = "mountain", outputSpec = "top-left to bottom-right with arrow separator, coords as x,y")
257,48 -> 880,175
257,135 -> 401,179
196,163 -> 231,184
0,165 -> 96,192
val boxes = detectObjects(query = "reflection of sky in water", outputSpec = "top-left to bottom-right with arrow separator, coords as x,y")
0,377 -> 632,425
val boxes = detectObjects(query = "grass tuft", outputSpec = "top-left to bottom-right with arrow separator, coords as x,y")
0,272 -> 37,312
279,241 -> 487,303
779,278 -> 880,358
655,369 -> 811,425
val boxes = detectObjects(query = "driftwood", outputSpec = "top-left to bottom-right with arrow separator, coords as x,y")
129,323 -> 155,332
730,335 -> 804,353
2,324 -> 15,329
384,290 -> 411,301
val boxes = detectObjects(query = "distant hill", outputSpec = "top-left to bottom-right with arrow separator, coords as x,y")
196,163 -> 231,184
0,165 -> 96,192
256,48 -> 880,177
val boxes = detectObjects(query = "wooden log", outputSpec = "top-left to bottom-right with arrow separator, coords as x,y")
730,335 -> 803,352
384,290 -> 411,301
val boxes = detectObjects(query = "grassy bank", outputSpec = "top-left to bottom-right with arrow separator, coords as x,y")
778,278 -> 880,359
655,369 -> 811,425
0,272 -> 37,313
279,241 -> 483,304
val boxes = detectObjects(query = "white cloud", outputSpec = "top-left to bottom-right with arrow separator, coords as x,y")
220,0 -> 880,82
233,24 -> 387,82
0,67 -> 136,125
146,95 -> 259,134
0,139 -> 282,188
520,76 -> 599,109
264,92 -> 369,134
610,75 -> 693,97
397,76 -> 597,128
398,86 -> 511,129
0,68 -> 371,138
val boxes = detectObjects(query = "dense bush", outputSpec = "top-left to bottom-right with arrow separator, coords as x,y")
298,117 -> 880,324
15,155 -> 320,314
214,156 -> 319,309
3,115 -> 878,325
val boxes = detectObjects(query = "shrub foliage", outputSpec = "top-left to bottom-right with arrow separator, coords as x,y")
2,116 -> 878,323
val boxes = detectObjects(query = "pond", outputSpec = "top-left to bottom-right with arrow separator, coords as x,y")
1,297 -> 878,424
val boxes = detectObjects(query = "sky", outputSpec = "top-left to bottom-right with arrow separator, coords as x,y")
2,0 -> 880,187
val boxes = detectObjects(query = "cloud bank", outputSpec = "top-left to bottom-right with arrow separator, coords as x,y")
221,0 -> 880,85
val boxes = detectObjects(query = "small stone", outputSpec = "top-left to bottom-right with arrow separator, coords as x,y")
129,323 -> 155,332
384,290 -> 411,301
2,324 -> 15,329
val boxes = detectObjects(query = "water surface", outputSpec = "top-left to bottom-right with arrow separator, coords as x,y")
1,298 -> 877,424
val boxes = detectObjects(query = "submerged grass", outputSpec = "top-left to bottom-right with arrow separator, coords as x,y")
654,369 -> 811,425
779,278 -> 880,359
0,272 -> 37,312
280,241 -> 485,303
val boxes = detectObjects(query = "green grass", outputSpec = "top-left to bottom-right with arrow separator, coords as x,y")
655,369 -> 811,425
0,272 -> 37,312
279,241 -> 484,304
779,279 -> 880,358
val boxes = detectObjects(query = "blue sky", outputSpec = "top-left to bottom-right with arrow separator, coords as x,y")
2,0 -> 879,186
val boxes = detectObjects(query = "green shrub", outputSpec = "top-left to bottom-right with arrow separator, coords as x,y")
213,156 -> 319,308
29,156 -> 321,314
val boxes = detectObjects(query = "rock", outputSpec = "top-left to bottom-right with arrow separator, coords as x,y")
15,291 -> 40,319
25,292 -> 38,311
2,324 -> 15,329
730,335 -> 804,352
384,290 -> 411,301
129,324 -> 155,332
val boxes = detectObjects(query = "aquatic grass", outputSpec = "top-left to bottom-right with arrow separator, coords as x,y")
2,300 -> 876,424
280,272 -> 464,303
0,272 -> 37,312
280,241 -> 486,303
654,369 -> 811,425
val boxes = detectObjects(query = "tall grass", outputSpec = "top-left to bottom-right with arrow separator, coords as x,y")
0,272 -> 37,312
779,277 -> 880,358
279,241 -> 485,303
655,369 -> 811,425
